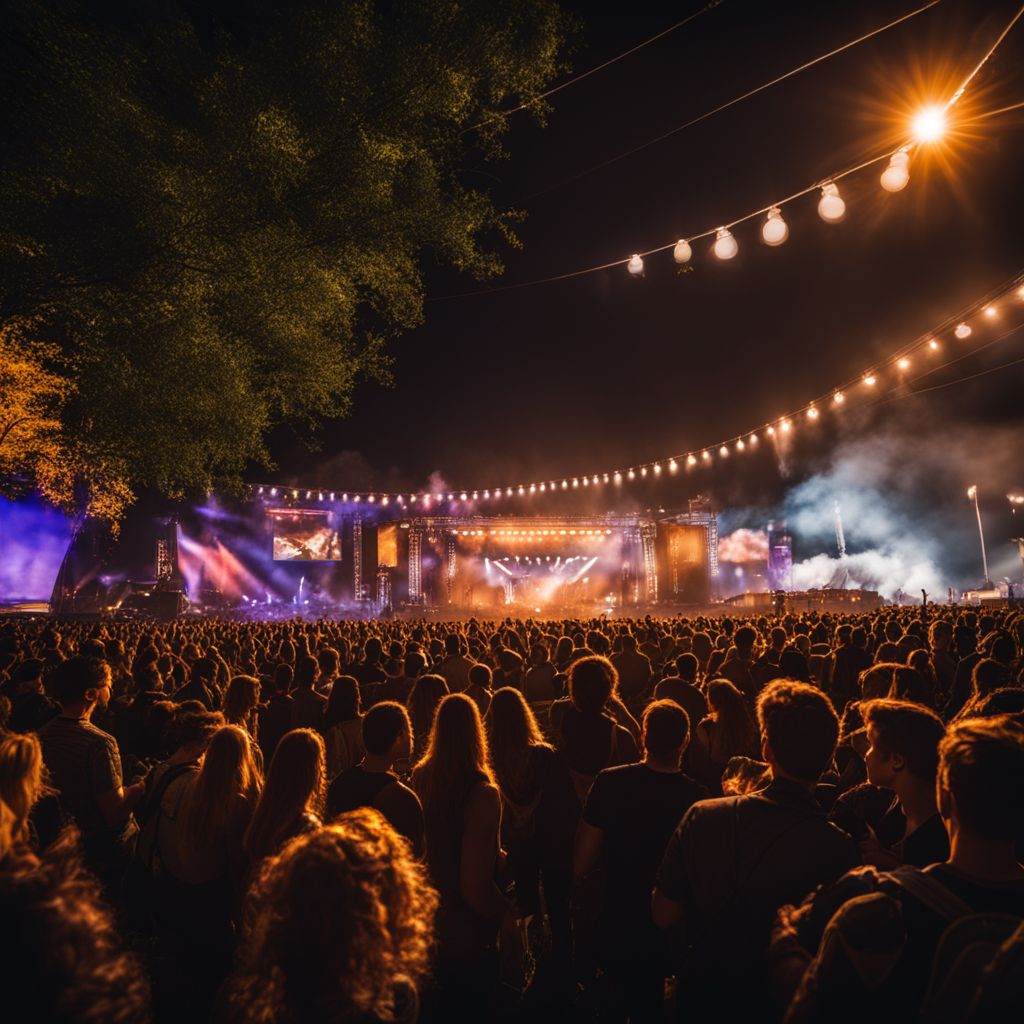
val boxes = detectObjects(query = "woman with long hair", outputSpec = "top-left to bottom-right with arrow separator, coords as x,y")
226,809 -> 437,1024
320,676 -> 364,778
146,723 -> 261,1001
244,728 -> 326,865
0,733 -> 51,851
486,687 -> 576,974
690,679 -> 760,793
411,693 -> 511,1015
223,675 -> 261,735
406,674 -> 449,764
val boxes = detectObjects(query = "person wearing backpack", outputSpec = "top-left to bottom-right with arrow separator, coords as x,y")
652,680 -> 858,1022
770,714 -> 1024,1024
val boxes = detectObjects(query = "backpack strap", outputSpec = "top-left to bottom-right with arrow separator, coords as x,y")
888,866 -> 974,922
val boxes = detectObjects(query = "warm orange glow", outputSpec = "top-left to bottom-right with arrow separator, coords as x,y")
912,104 -> 946,143
897,357 -> 910,370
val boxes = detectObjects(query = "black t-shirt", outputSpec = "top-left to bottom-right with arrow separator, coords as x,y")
584,764 -> 707,944
327,766 -> 424,856
656,778 -> 859,994
897,813 -> 950,868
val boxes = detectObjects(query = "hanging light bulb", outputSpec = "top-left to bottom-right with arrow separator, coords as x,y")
673,239 -> 692,264
640,466 -> 648,477
627,254 -> 644,276
702,450 -> 711,462
687,454 -> 697,466
863,373 -> 877,386
928,339 -> 940,351
897,357 -> 910,371
780,419 -> 792,433
833,391 -> 845,405
736,439 -> 745,451
807,406 -> 819,420
713,227 -> 738,260
880,150 -> 910,192
766,426 -> 775,436
954,322 -> 972,339
983,306 -> 997,318
628,469 -> 636,480
761,207 -> 789,246
817,182 -> 846,223
669,459 -> 678,472
749,433 -> 758,444
719,446 -> 729,457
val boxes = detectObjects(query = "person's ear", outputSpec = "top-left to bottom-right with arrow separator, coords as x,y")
891,752 -> 906,774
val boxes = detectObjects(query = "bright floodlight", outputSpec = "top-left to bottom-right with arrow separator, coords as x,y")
912,105 -> 946,143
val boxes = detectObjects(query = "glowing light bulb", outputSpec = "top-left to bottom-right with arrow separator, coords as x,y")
713,227 -> 738,260
687,454 -> 697,466
702,450 -> 711,461
653,463 -> 662,474
614,471 -> 622,482
928,339 -> 939,351
669,459 -> 678,472
766,426 -> 775,436
529,483 -> 536,493
761,207 -> 788,246
640,466 -> 648,477
1017,285 -> 1024,301
628,469 -> 636,480
539,483 -> 545,492
749,433 -> 758,444
912,105 -> 946,143
897,357 -> 910,370
673,239 -> 692,264
780,419 -> 792,433
807,406 -> 819,420
561,480 -> 568,489
954,322 -> 972,339
719,446 -> 729,457
863,373 -> 877,386
736,439 -> 745,451
572,478 -> 579,488
833,391 -> 845,405
880,151 -> 910,192
627,253 -> 644,276
983,306 -> 997,318
817,182 -> 845,223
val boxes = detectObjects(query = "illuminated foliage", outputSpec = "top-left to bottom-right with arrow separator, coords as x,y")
0,0 -> 571,516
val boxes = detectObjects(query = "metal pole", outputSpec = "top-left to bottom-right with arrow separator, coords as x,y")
969,487 -> 991,586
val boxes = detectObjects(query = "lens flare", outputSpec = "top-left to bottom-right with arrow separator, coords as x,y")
911,105 -> 946,143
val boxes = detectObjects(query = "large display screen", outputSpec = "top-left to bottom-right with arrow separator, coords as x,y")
271,511 -> 341,561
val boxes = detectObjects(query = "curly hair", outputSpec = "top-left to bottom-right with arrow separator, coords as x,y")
0,827 -> 150,1023
226,810 -> 437,1024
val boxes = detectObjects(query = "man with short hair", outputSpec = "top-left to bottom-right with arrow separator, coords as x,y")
174,656 -> 219,711
38,657 -> 145,879
464,663 -> 493,716
718,624 -> 759,700
326,701 -> 424,854
772,715 -> 1024,1023
652,680 -> 857,1019
611,633 -> 652,706
437,633 -> 474,693
576,700 -> 707,1022
290,654 -> 326,729
859,698 -> 948,868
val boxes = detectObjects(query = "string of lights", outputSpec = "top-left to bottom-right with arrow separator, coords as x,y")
251,274 -> 1024,509
430,2 -> 1023,302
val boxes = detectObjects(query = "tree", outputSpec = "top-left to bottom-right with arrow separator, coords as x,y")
0,321 -> 132,522
0,0 -> 572,517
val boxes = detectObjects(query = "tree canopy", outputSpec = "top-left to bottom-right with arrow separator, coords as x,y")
0,0 -> 572,517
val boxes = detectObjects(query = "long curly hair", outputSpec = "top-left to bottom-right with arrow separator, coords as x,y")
226,810 -> 437,1024
0,827 -> 151,1023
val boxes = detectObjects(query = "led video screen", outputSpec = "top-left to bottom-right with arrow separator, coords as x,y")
271,512 -> 341,561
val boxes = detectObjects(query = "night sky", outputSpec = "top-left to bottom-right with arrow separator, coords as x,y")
257,0 -> 1024,585
267,9 -> 1012,428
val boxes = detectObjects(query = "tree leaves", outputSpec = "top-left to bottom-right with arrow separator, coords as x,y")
0,0 -> 571,518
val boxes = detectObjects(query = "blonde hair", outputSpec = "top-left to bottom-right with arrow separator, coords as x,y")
244,729 -> 326,863
0,733 -> 47,845
180,725 -> 263,854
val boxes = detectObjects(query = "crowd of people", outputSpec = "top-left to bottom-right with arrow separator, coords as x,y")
1,604 -> 1023,1023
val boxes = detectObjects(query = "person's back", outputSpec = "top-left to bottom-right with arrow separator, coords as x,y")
774,715 -> 1024,1024
327,701 -> 424,855
437,635 -> 474,693
257,666 -> 293,762
611,635 -> 651,704
653,680 -> 858,1017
